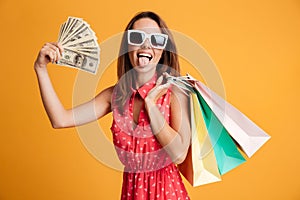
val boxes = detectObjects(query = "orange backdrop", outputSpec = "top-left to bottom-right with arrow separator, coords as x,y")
1,0 -> 300,199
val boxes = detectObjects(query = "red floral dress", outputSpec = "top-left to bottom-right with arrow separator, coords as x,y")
111,74 -> 190,200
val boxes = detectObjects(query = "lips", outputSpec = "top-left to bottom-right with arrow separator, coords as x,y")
137,52 -> 153,66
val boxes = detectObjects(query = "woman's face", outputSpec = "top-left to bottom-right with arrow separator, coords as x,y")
128,18 -> 164,74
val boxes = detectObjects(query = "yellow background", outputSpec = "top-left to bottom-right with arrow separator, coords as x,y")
1,0 -> 300,199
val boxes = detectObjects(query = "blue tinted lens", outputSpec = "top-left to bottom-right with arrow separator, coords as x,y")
151,35 -> 166,47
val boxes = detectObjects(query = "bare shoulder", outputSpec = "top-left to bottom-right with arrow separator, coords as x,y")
95,85 -> 115,104
103,85 -> 115,95
170,85 -> 189,105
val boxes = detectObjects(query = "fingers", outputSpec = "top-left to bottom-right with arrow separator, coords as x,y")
155,74 -> 172,91
42,42 -> 63,63
156,73 -> 170,86
46,49 -> 55,63
147,77 -> 171,103
48,43 -> 63,62
163,72 -> 171,80
35,42 -> 65,69
157,82 -> 171,94
50,42 -> 64,56
156,75 -> 164,86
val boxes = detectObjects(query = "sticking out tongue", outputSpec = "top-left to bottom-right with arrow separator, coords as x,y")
138,57 -> 150,66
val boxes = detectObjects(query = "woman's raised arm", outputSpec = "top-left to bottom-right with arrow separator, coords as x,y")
145,75 -> 191,164
34,42 -> 113,129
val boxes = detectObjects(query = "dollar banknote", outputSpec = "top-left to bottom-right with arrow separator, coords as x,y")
57,48 -> 98,74
56,16 -> 100,74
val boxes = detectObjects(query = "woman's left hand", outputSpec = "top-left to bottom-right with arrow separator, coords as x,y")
145,73 -> 171,109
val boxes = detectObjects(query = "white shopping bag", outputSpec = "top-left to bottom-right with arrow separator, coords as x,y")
187,74 -> 271,158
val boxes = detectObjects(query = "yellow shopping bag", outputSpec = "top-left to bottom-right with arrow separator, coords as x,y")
178,93 -> 221,186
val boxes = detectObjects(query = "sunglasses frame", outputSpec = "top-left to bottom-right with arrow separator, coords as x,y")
127,30 -> 168,49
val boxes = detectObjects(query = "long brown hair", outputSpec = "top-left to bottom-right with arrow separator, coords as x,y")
115,11 -> 180,113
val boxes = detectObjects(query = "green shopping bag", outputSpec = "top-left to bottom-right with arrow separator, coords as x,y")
193,89 -> 246,175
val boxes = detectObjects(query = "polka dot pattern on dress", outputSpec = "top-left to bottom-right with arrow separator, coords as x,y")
111,73 -> 190,200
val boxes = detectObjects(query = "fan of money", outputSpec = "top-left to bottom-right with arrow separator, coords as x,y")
56,16 -> 100,74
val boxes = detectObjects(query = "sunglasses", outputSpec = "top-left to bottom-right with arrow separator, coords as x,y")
127,30 -> 168,49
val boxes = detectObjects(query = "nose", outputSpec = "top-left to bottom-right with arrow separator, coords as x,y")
141,38 -> 151,49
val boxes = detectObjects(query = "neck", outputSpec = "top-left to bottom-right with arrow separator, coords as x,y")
135,69 -> 156,88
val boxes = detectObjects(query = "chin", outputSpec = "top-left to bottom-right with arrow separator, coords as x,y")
133,63 -> 157,74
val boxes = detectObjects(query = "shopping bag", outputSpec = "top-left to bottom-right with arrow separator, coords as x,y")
188,75 -> 271,157
178,93 -> 221,186
193,88 -> 246,175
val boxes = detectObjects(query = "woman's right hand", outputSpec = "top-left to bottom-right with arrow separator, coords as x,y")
34,42 -> 64,70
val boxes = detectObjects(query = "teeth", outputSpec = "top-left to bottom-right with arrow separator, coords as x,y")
138,53 -> 152,59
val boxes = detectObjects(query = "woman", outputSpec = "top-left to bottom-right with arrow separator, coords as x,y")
34,11 -> 191,199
